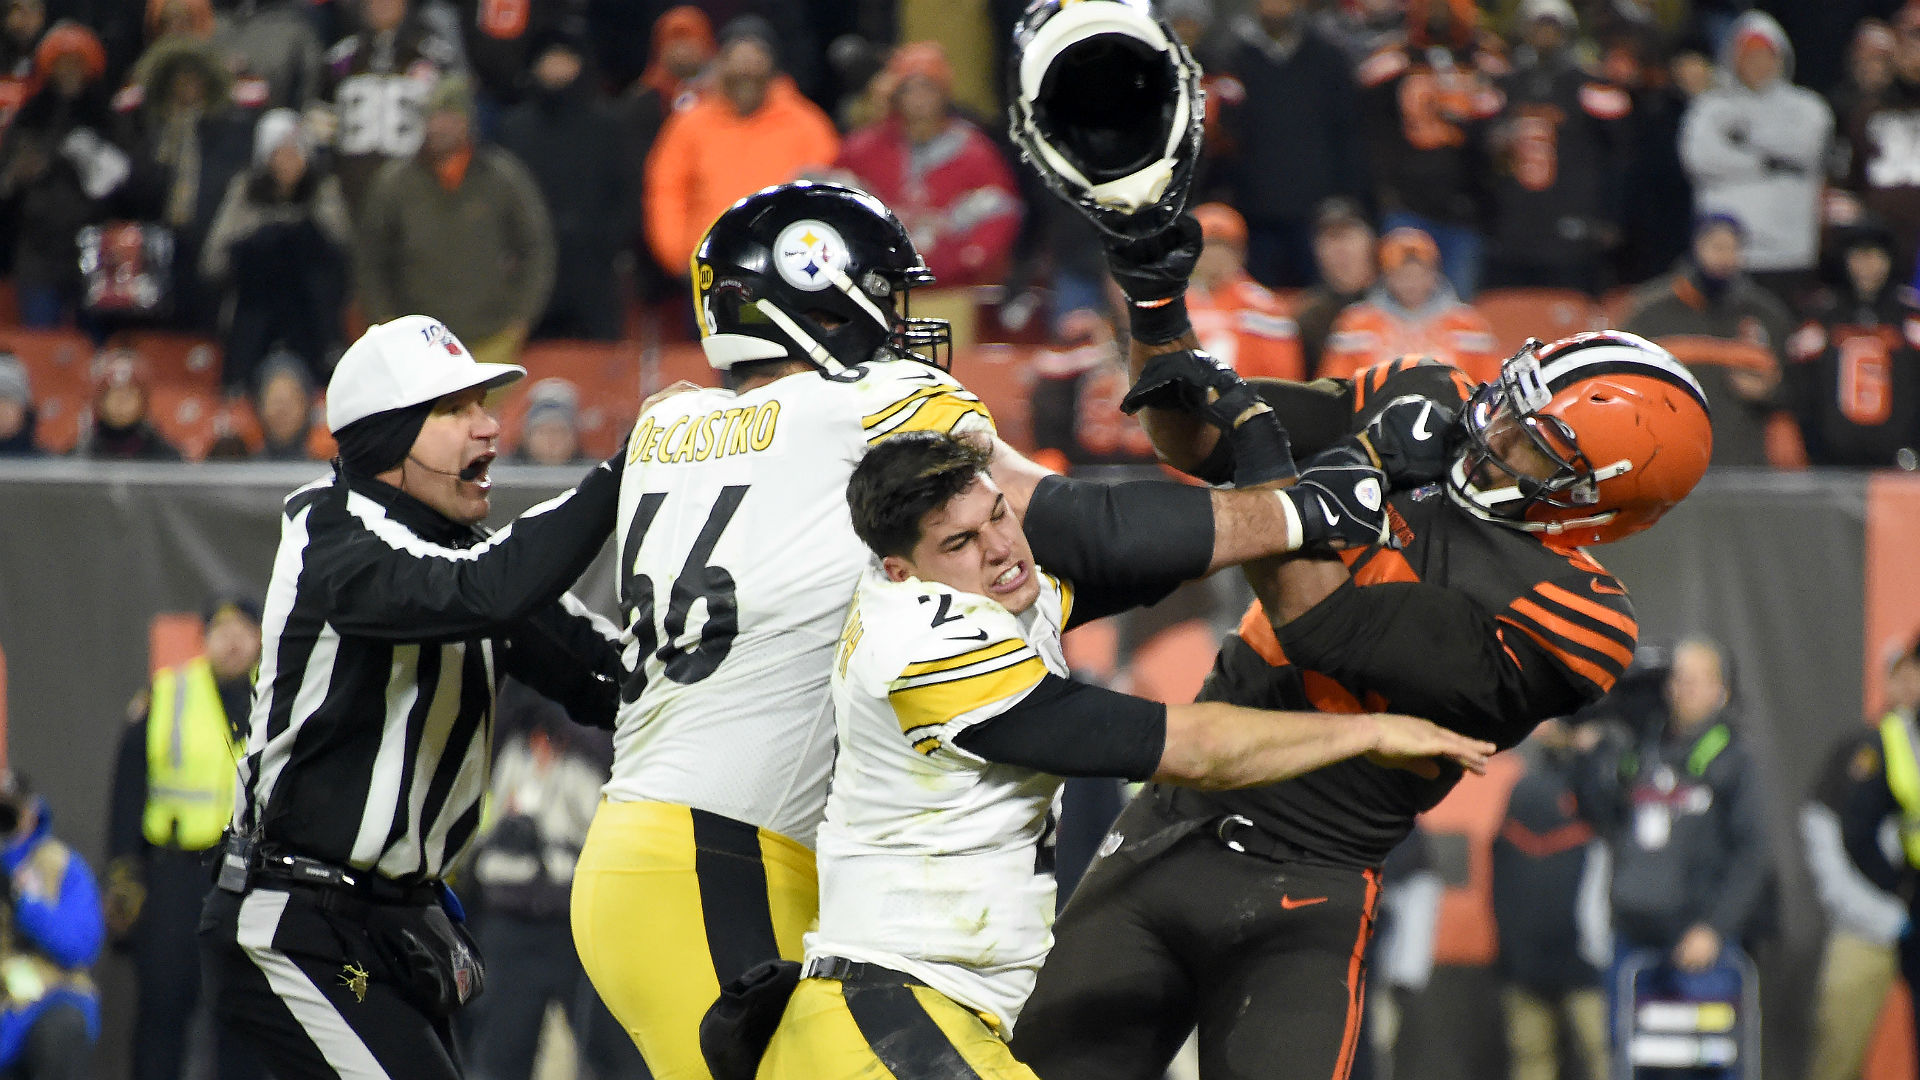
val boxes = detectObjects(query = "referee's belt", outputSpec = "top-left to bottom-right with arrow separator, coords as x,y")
250,847 -> 440,907
801,955 -> 927,988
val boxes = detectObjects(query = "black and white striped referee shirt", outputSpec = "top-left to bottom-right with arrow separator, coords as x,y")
233,463 -> 625,884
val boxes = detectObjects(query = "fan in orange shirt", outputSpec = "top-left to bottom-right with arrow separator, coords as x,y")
1187,202 -> 1306,381
1319,226 -> 1499,383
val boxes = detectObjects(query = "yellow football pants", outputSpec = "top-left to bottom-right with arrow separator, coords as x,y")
572,800 -> 817,1080
757,976 -> 1040,1080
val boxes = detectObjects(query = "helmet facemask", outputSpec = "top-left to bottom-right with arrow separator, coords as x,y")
1448,341 -> 1629,535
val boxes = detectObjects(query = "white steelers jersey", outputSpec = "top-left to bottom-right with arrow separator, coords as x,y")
809,563 -> 1076,1034
605,359 -> 993,846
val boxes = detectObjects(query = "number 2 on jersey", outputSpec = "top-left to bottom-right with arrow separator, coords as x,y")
618,485 -> 747,702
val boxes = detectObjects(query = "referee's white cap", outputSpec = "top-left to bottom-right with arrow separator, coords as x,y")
326,315 -> 526,433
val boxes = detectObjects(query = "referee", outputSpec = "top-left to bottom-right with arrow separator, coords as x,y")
197,315 -> 627,1080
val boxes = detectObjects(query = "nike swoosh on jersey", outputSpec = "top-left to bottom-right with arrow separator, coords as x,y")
1410,402 -> 1436,440
946,630 -> 991,642
1280,894 -> 1329,909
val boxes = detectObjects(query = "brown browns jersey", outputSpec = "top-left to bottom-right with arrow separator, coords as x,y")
1178,358 -> 1637,868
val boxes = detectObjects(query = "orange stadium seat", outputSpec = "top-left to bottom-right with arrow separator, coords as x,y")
1597,287 -> 1638,330
957,343 -> 1037,450
112,330 -> 222,393
503,340 -> 655,460
2,327 -> 95,400
1125,619 -> 1221,706
147,385 -> 232,461
32,390 -> 84,454
1473,288 -> 1599,358
149,613 -> 204,675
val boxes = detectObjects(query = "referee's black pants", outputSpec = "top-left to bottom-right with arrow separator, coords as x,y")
199,886 -> 462,1080
1011,789 -> 1381,1080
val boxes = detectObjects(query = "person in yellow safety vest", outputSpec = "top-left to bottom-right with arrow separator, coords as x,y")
104,594 -> 264,1080
1805,643 -> 1920,1080
1841,638 -> 1920,1080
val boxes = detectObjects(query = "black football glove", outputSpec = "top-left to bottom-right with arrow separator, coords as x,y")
1122,350 -> 1298,486
1104,212 -> 1203,305
1357,394 -> 1459,488
1285,462 -> 1395,551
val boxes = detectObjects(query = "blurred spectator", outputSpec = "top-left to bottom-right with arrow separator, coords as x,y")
201,107 -> 349,395
1624,214 -> 1794,468
0,22 -> 117,328
1801,645 -> 1917,1080
1206,0 -> 1368,289
1679,11 -> 1832,310
0,770 -> 103,1080
111,35 -> 258,332
460,679 -> 643,1080
252,350 -> 317,460
105,595 -> 261,1080
1574,638 -> 1771,1037
1828,20 -> 1895,148
356,74 -> 555,367
210,0 -> 321,110
1485,0 -> 1631,295
643,17 -> 838,274
1186,201 -> 1305,380
0,0 -> 43,77
1843,4 -> 1920,284
1614,44 -> 1705,286
145,0 -> 215,44
1319,0 -> 1405,62
1319,226 -> 1499,382
0,352 -> 39,455
0,0 -> 46,140
835,41 -> 1020,288
452,0 -> 568,123
1493,720 -> 1611,1080
76,350 -> 181,460
1357,0 -> 1506,299
498,20 -> 631,342
314,0 -> 459,219
1293,196 -> 1377,372
512,377 -> 584,465
1366,828 -> 1444,1080
617,6 -> 713,308
1029,308 -> 1160,469
1786,221 -> 1920,469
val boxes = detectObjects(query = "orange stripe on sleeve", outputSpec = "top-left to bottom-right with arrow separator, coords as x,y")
1237,602 -> 1290,667
1509,596 -> 1633,672
1534,582 -> 1638,644
1498,614 -> 1619,692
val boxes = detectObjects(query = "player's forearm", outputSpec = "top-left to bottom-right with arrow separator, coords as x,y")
1128,330 -> 1221,473
1155,702 -> 1377,790
1207,487 -> 1301,572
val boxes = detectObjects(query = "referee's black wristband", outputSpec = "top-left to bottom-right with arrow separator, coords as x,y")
1126,294 -> 1192,346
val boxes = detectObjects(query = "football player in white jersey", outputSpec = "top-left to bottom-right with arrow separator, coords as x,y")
750,432 -> 1493,1079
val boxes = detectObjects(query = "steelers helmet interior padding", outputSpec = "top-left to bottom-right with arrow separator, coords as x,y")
1010,0 -> 1204,240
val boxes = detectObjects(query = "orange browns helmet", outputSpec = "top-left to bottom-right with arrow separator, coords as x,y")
1448,330 -> 1711,546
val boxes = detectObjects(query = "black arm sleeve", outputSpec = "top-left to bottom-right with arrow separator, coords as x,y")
1022,474 -> 1214,628
496,594 -> 624,730
1276,579 -> 1594,746
950,674 -> 1166,781
309,457 -> 621,642
1841,759 -> 1905,896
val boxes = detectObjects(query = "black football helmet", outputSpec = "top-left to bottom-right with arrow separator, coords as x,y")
692,181 -> 951,374
1009,0 -> 1204,240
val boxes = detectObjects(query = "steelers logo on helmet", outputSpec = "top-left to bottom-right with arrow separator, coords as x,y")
774,219 -> 850,293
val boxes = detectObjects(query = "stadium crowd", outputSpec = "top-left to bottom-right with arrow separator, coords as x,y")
2,1 -> 1920,1080
0,0 -> 1913,471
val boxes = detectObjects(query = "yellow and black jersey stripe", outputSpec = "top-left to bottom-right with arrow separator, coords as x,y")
862,385 -> 994,445
1497,580 -> 1638,695
889,638 -> 1047,754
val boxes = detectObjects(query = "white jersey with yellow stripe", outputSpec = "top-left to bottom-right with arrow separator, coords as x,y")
809,564 -> 1076,1034
605,359 -> 993,846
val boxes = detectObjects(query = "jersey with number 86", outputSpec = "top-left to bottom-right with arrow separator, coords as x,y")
605,359 -> 993,845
